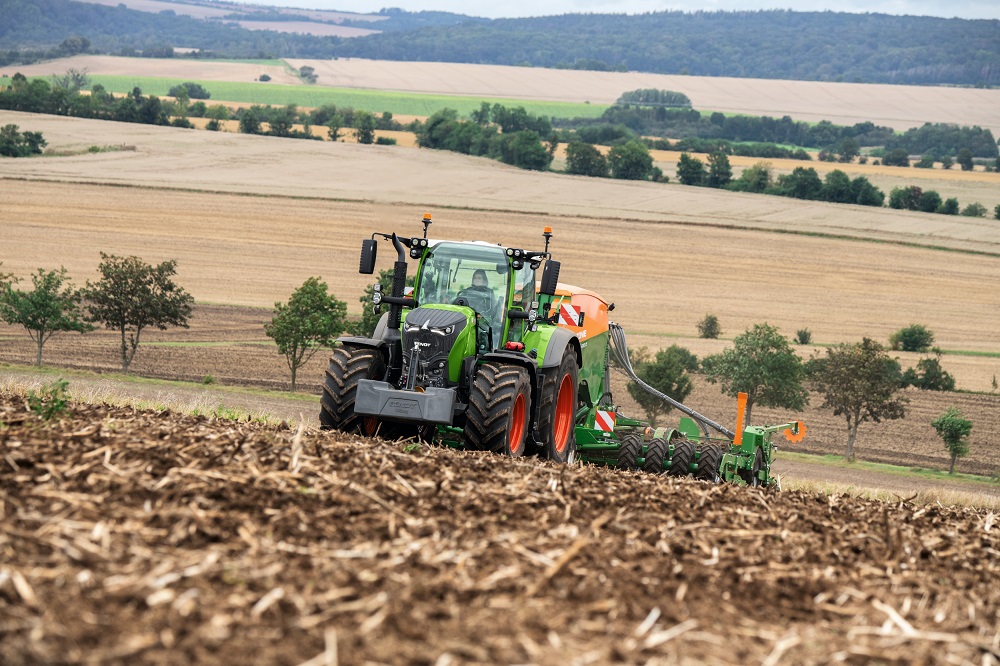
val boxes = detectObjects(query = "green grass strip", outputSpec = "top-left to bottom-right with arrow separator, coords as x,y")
780,450 -> 998,488
13,73 -> 609,118
0,361 -> 317,403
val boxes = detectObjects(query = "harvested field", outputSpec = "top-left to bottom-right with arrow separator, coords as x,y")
232,21 -> 378,37
1,395 -> 998,665
286,58 -> 1000,137
10,56 -> 1000,137
8,55 -> 303,87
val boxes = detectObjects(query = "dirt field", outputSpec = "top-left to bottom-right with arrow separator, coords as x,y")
1,298 -> 999,482
1,395 -> 998,664
6,55 -> 302,86
10,55 -> 1000,138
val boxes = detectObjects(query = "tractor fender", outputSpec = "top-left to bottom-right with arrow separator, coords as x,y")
541,328 -> 582,369
336,336 -> 390,362
480,351 -> 538,385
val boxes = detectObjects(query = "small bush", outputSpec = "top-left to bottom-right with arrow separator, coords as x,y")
994,204 -> 1000,220
697,314 -> 721,339
259,74 -> 271,82
202,374 -> 216,385
375,136 -> 397,145
794,328 -> 812,345
27,378 -> 70,420
961,202 -> 986,217
902,354 -> 955,391
889,324 -> 934,352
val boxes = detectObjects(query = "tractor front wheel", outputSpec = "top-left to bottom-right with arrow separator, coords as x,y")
321,346 -> 386,436
537,349 -> 578,463
464,362 -> 531,457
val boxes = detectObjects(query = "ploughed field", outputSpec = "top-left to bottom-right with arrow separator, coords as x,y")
1,395 -> 998,665
1,303 -> 999,481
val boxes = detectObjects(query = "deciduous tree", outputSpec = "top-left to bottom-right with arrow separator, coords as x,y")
354,111 -> 376,144
627,345 -> 696,427
808,338 -> 907,462
265,277 -> 347,391
706,151 -> 732,188
84,254 -> 194,372
930,407 -> 972,474
676,152 -> 706,185
702,323 -> 808,424
608,140 -> 653,180
0,267 -> 92,366
565,141 -> 608,177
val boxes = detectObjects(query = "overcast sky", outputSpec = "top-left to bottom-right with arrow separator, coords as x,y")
244,0 -> 999,20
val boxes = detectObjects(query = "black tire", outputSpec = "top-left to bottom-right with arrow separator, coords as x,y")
616,432 -> 642,471
537,348 -> 578,463
642,437 -> 668,474
695,444 -> 723,483
669,438 -> 696,477
464,362 -> 531,457
320,346 -> 387,436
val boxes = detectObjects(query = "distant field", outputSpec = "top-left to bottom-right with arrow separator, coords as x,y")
0,72 -> 609,119
13,55 -> 1000,137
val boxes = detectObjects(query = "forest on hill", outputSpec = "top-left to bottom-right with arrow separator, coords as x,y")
1,0 -> 998,86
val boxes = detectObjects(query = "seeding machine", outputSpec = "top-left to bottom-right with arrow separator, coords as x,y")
320,215 -> 805,486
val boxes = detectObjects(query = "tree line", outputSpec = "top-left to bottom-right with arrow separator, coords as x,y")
2,0 -> 998,87
330,10 -> 1000,87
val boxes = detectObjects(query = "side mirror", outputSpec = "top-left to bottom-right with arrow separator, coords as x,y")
539,260 -> 560,295
359,239 -> 377,275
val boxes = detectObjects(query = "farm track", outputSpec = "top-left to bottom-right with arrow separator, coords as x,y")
1,396 -> 998,664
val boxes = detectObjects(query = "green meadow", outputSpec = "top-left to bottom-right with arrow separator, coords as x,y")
0,73 -> 609,119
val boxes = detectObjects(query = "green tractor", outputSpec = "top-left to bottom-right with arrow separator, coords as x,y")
320,215 -> 805,486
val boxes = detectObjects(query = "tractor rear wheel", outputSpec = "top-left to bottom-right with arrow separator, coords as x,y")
537,349 -> 578,463
695,444 -> 723,483
321,346 -> 387,437
464,362 -> 531,457
642,437 -> 668,474
616,432 -> 642,470
669,439 -> 696,477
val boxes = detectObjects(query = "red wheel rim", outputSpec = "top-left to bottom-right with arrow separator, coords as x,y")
553,374 -> 574,452
509,392 -> 526,454
362,416 -> 379,436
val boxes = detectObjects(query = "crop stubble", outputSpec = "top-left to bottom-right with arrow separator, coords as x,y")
0,396 -> 998,665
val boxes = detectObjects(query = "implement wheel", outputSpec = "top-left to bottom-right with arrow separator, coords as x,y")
669,439 -> 696,477
617,432 -> 642,471
695,444 -> 723,483
538,348 -> 578,463
320,346 -> 386,437
642,437 -> 668,474
464,362 -> 531,457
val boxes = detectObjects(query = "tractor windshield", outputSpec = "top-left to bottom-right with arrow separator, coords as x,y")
417,242 -> 510,336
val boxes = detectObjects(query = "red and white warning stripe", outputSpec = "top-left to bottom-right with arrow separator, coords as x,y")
558,303 -> 581,327
595,410 -> 616,432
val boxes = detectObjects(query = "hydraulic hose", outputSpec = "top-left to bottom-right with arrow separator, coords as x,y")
608,322 -> 735,440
